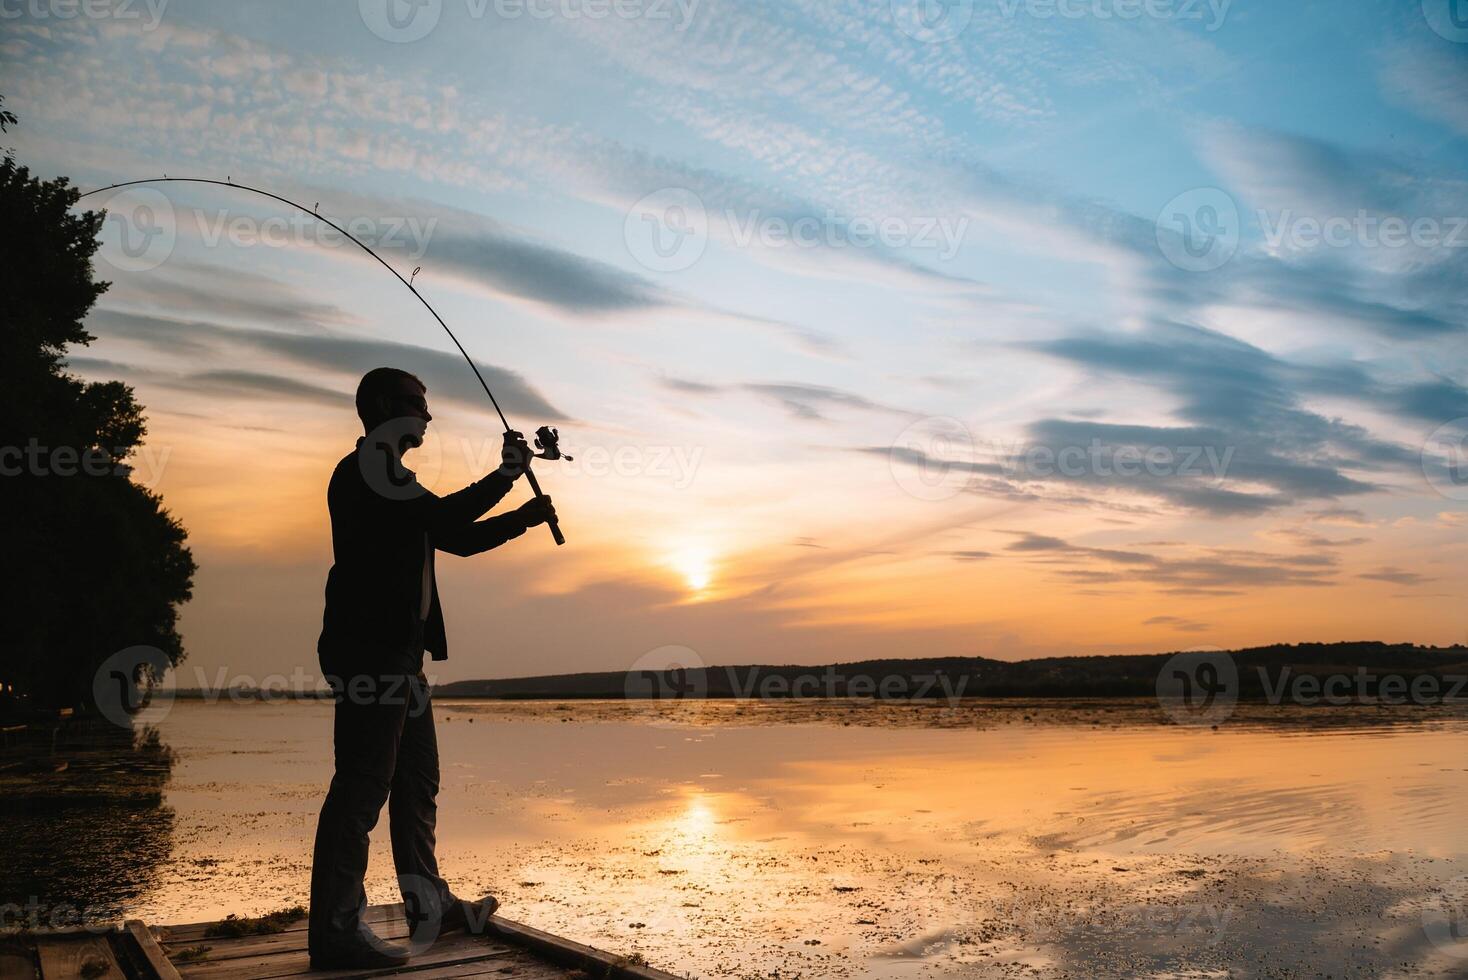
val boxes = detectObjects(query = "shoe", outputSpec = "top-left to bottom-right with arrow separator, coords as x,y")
441,894 -> 499,935
309,925 -> 412,970
407,894 -> 500,939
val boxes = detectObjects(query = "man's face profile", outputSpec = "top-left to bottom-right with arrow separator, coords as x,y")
372,378 -> 432,450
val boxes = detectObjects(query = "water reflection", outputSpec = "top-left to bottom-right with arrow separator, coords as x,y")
0,719 -> 176,925
9,700 -> 1468,977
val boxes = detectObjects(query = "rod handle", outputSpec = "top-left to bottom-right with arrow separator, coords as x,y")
522,469 -> 565,546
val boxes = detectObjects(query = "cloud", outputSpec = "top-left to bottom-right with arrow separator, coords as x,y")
1143,615 -> 1211,633
1310,507 -> 1373,527
66,357 -> 352,409
1394,380 -> 1468,425
663,376 -> 915,423
1359,567 -> 1433,586
1377,40 -> 1468,139
279,185 -> 843,355
1018,321 -> 1423,514
1000,531 -> 1339,592
1195,123 -> 1468,341
169,370 -> 350,407
411,218 -> 666,314
101,259 -> 360,328
86,309 -> 566,420
740,382 -> 913,422
1267,529 -> 1370,549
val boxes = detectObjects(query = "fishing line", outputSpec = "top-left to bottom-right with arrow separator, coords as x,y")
76,176 -> 565,545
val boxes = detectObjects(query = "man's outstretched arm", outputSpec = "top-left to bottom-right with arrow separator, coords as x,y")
434,496 -> 557,557
370,431 -> 532,534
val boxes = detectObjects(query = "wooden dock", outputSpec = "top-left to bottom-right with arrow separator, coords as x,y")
0,904 -> 681,980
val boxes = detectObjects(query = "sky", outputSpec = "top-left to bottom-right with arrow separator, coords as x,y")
2,0 -> 1467,685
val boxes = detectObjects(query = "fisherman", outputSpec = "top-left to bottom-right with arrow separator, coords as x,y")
308,367 -> 556,969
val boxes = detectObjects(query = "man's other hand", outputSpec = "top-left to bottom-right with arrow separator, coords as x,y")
497,430 -> 533,479
515,495 -> 556,529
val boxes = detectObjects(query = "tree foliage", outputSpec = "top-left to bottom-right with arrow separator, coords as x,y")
1,106 -> 196,710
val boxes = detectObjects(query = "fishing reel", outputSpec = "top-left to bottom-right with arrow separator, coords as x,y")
533,425 -> 573,462
524,426 -> 568,547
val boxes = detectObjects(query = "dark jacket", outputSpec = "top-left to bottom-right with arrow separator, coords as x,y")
318,436 -> 525,676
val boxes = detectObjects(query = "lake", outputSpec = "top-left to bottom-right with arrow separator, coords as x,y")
7,698 -> 1468,978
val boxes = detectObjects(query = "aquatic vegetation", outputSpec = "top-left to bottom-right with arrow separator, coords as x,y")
203,905 -> 306,938
171,945 -> 211,962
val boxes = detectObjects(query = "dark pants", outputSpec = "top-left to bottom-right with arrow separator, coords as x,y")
308,671 -> 450,949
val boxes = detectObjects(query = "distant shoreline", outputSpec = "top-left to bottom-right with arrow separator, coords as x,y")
168,641 -> 1468,704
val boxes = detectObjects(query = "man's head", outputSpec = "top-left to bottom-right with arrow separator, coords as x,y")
356,367 -> 431,445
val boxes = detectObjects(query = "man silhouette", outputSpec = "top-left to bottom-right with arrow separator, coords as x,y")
308,367 -> 555,969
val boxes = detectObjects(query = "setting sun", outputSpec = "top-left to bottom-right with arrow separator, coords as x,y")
668,548 -> 714,595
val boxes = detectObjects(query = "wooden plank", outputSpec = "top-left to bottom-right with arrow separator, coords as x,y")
164,923 -> 509,965
176,932 -> 533,980
0,927 -> 119,941
123,922 -> 182,980
0,950 -> 37,980
207,918 -> 405,948
402,960 -> 574,980
155,904 -> 680,980
35,937 -> 124,980
487,917 -> 680,980
305,947 -> 536,980
159,907 -> 392,945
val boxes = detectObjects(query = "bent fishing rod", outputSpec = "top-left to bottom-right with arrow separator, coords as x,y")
76,176 -> 567,546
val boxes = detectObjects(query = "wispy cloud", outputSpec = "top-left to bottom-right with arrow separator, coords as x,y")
85,309 -> 566,419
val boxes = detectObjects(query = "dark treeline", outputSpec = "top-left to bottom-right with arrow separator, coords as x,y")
433,642 -> 1468,701
1,98 -> 196,716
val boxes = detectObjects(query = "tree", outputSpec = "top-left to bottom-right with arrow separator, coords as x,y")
0,102 -> 196,712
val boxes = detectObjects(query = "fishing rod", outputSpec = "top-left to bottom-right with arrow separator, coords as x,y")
76,176 -> 567,546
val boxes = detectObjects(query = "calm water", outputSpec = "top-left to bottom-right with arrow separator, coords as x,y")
9,699 -> 1468,978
